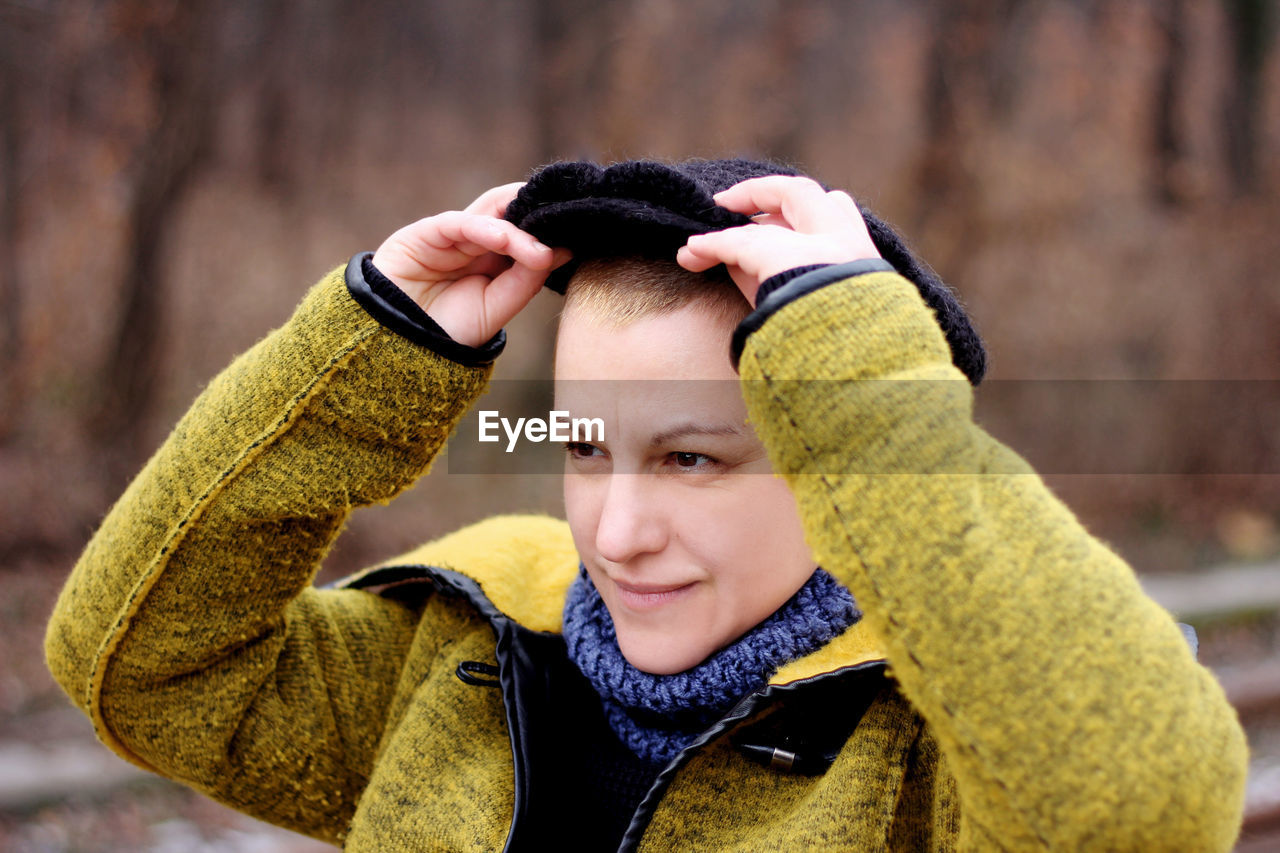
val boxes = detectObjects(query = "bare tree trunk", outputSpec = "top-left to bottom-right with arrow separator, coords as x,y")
1153,0 -> 1189,205
983,0 -> 1037,119
911,0 -> 1040,280
0,3 -> 42,444
1222,0 -> 1274,196
532,0 -> 618,162
252,0 -> 295,194
759,0 -> 819,167
912,1 -> 983,278
94,1 -> 218,471
0,61 -> 22,443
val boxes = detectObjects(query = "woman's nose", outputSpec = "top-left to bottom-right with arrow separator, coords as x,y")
593,475 -> 668,564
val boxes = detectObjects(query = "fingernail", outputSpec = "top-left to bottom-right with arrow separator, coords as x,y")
533,241 -> 551,252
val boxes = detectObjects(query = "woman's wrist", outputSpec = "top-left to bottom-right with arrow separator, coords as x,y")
344,252 -> 506,367
730,259 -> 896,369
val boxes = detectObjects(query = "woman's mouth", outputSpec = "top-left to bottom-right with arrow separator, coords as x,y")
611,579 -> 697,611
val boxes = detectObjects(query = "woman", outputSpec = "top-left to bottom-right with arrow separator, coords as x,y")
46,158 -> 1247,851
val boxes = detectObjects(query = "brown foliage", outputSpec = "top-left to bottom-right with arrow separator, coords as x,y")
2,0 -> 1278,573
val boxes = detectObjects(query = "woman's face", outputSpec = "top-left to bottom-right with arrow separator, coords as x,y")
555,300 -> 817,675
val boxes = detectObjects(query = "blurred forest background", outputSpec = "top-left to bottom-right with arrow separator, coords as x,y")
1,0 -> 1279,849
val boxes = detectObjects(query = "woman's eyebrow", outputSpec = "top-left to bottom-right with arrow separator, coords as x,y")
648,422 -> 746,447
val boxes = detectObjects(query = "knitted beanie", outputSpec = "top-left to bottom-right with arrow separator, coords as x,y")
504,158 -> 986,385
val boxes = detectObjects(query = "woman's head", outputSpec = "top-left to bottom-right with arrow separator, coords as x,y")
514,157 -> 985,675
554,258 -> 817,675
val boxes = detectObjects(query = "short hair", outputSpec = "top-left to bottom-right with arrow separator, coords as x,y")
561,256 -> 751,330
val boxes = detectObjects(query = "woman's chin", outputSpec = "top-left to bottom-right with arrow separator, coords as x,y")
617,630 -> 713,675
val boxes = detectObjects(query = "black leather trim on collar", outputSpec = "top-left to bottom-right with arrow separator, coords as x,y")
730,258 -> 896,369
729,663 -> 885,776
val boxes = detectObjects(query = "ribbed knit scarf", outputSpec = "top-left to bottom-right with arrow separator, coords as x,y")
562,565 -> 860,766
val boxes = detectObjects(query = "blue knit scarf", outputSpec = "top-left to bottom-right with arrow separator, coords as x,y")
562,565 -> 860,766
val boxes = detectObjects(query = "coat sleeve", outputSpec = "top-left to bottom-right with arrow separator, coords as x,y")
44,265 -> 492,843
737,270 -> 1248,852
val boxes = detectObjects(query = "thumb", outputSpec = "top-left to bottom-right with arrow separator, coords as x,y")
482,261 -> 553,331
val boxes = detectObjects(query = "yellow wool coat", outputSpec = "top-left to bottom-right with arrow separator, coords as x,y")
45,263 -> 1247,851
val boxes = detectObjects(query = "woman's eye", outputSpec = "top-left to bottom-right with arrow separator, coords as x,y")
564,442 -> 603,460
670,451 -> 717,470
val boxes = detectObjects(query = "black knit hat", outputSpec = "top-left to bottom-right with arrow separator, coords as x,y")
505,158 -> 986,385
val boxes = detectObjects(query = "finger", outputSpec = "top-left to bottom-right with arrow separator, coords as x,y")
466,248 -> 568,285
481,260 -> 551,327
382,215 -> 530,278
446,238 -> 501,259
679,226 -> 767,271
677,229 -> 771,303
678,225 -> 783,283
748,212 -> 788,228
713,176 -> 848,234
550,247 -> 574,270
713,176 -> 826,215
683,224 -> 862,282
675,243 -> 719,273
429,213 -> 555,270
465,247 -> 570,280
464,182 -> 527,218
827,190 -> 862,219
465,251 -> 516,280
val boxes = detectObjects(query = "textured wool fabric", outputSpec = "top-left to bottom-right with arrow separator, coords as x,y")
562,565 -> 860,765
505,157 -> 987,384
45,265 -> 1248,851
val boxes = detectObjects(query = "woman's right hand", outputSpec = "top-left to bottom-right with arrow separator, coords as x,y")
676,176 -> 880,306
371,183 -> 570,348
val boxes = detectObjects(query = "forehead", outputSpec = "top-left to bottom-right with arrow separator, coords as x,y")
553,303 -> 748,438
554,300 -> 740,382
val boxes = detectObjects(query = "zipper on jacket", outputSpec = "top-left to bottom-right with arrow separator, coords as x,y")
615,659 -> 886,853
616,691 -> 769,853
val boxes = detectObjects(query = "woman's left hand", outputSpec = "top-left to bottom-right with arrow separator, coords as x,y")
675,176 -> 881,305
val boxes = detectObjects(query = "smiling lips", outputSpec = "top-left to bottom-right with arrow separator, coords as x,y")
610,578 -> 697,611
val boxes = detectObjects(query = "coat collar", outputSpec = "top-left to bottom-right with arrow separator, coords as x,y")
341,514 -> 888,678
